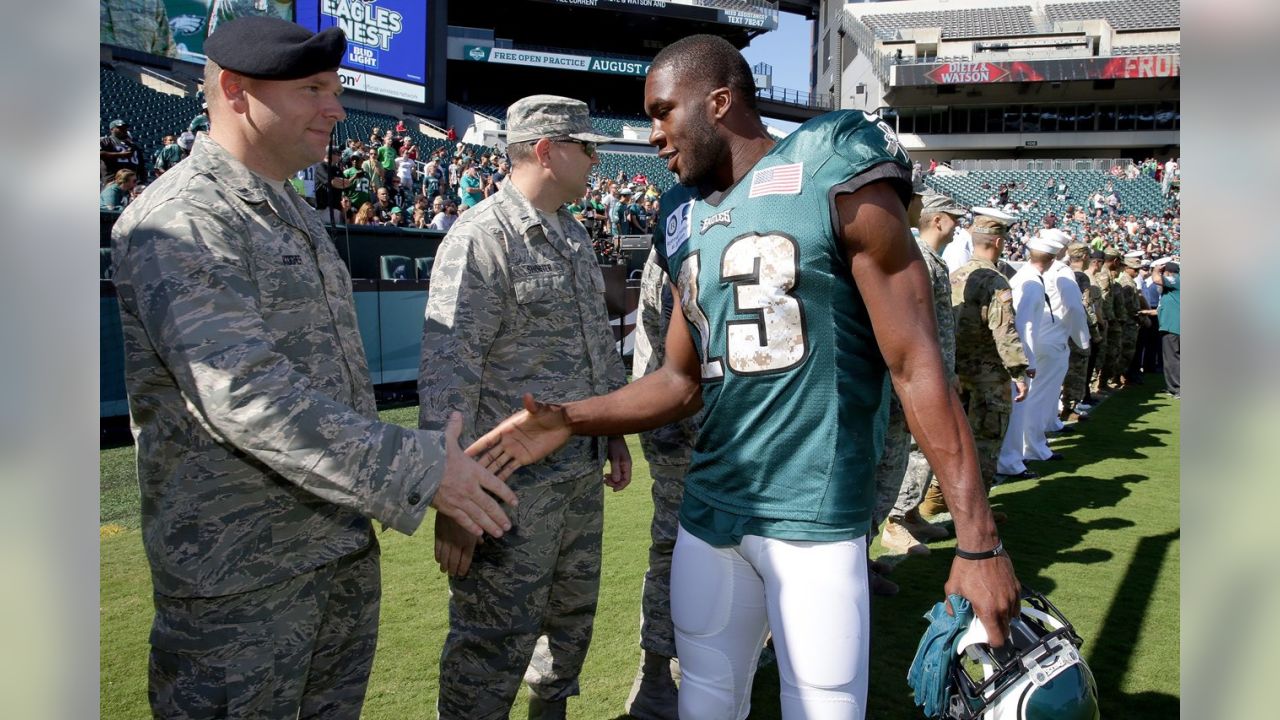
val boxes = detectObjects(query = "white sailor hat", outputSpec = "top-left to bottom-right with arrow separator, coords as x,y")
972,206 -> 1018,222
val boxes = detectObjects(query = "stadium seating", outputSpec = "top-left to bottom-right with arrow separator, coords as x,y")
415,256 -> 435,280
923,169 -> 1174,232
100,66 -> 203,169
1045,0 -> 1180,31
1112,43 -> 1180,56
861,6 -> 1036,40
380,255 -> 414,281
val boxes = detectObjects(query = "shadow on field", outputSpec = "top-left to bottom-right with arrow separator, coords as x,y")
1088,528 -> 1181,718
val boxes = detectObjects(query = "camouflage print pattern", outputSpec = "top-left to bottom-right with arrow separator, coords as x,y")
149,542 -> 380,719
438,470 -> 603,719
872,394 -> 911,529
100,0 -> 178,57
873,238 -> 954,527
638,463 -> 686,658
1062,271 -> 1100,406
951,258 -> 1031,385
1103,269 -> 1129,381
419,178 -> 625,715
951,257 -> 1031,489
112,134 -> 447,713
1115,272 -> 1142,376
631,248 -> 699,658
1086,266 -> 1113,387
959,381 -> 1013,489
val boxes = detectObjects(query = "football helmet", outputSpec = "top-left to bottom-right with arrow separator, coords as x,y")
945,587 -> 1100,720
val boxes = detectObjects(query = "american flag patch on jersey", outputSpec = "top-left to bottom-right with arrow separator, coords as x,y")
748,162 -> 804,198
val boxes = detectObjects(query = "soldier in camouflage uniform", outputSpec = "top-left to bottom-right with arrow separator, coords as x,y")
943,215 -> 1032,501
418,95 -> 627,720
1084,249 -> 1112,396
1101,247 -> 1127,388
100,0 -> 178,57
1061,243 -> 1102,419
624,248 -> 701,720
1116,252 -> 1148,385
110,19 -> 516,720
874,192 -> 961,563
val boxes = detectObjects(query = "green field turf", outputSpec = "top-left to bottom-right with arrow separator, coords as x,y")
100,385 -> 1179,718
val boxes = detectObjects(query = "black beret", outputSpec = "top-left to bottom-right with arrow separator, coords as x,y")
205,17 -> 345,81
1089,249 -> 1106,260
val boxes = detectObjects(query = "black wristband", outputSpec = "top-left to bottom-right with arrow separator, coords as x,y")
955,541 -> 1005,560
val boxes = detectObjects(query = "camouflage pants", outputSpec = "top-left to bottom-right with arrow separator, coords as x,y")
1089,330 -> 1107,389
438,470 -> 603,720
149,541 -> 381,720
1103,323 -> 1125,381
960,380 -> 1012,490
639,461 -> 687,658
872,393 -> 910,529
1062,343 -> 1091,407
1120,323 -> 1140,377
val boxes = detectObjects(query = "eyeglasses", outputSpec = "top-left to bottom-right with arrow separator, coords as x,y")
551,137 -> 597,157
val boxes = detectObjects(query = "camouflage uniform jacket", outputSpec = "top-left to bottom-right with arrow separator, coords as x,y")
1074,270 -> 1103,344
951,257 -> 1031,384
112,135 -> 443,599
633,247 -> 700,464
419,179 -> 625,487
1086,266 -> 1115,324
1114,271 -> 1140,325
919,238 -> 957,385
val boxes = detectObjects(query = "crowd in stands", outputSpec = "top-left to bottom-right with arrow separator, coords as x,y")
104,110 -> 667,263
914,156 -> 1181,265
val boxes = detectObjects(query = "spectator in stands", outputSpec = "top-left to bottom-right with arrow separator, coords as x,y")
314,148 -> 350,216
395,118 -> 407,134
341,138 -> 359,164
396,145 -> 416,191
422,159 -> 443,201
353,202 -> 376,225
100,169 -> 137,211
100,119 -> 145,186
152,135 -> 184,178
372,187 -> 396,224
361,149 -> 385,194
459,165 -> 484,209
491,158 -> 509,190
377,134 -> 397,187
177,127 -> 196,156
1055,178 -> 1069,201
386,207 -> 406,228
412,203 -> 430,229
446,126 -> 457,142
389,175 -> 414,212
343,154 -> 372,209
188,103 -> 209,135
430,201 -> 457,232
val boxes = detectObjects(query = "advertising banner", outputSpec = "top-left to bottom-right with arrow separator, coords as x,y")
895,54 -> 1181,86
464,45 -> 652,77
296,0 -> 427,96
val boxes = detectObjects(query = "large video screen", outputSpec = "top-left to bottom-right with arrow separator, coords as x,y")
101,1 -> 295,61
296,0 -> 427,103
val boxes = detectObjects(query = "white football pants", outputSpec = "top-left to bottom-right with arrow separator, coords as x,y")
670,525 -> 869,720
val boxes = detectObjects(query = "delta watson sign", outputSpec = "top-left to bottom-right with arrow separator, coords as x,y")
896,54 -> 1180,86
464,45 -> 651,77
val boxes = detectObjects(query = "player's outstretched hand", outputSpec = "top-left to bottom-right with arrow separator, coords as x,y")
466,394 -> 572,478
434,512 -> 480,577
945,552 -> 1021,647
1013,379 -> 1029,403
431,412 -> 518,538
604,435 -> 631,491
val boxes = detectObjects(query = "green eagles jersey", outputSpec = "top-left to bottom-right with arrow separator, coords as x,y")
653,110 -> 912,539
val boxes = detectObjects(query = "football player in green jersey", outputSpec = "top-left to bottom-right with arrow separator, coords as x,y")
470,35 -> 1019,719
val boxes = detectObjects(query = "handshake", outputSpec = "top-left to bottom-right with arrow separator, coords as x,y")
431,394 -> 630,576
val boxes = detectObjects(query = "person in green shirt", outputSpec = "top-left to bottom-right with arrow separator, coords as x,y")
153,135 -> 184,177
342,156 -> 372,210
1150,258 -> 1180,397
376,135 -> 397,187
100,169 -> 137,210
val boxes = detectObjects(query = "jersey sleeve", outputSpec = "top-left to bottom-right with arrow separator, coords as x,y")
827,111 -> 914,209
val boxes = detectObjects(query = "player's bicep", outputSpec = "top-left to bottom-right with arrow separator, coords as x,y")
834,181 -> 937,373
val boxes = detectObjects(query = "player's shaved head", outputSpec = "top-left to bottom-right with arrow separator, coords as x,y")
652,34 -> 758,112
